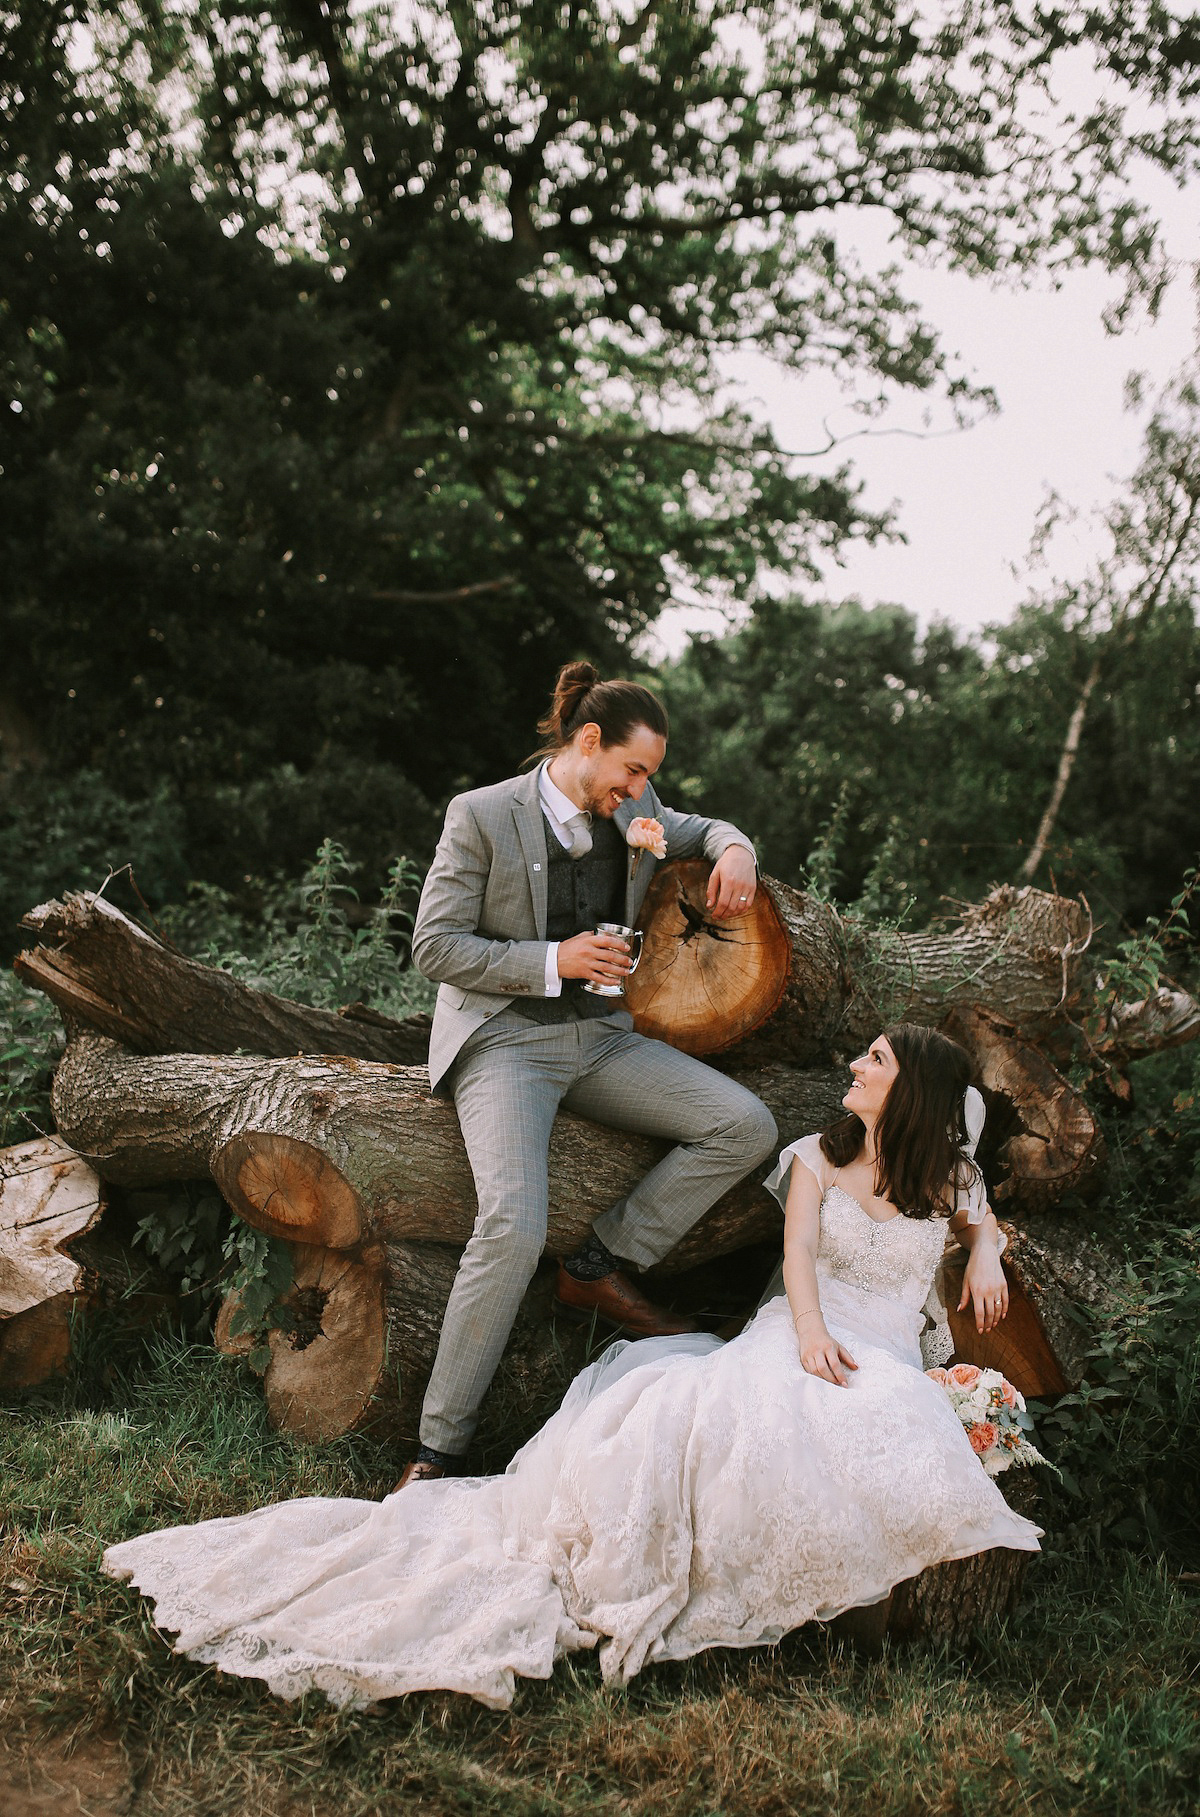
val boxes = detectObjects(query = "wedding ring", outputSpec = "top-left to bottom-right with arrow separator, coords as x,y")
739,895 -> 749,901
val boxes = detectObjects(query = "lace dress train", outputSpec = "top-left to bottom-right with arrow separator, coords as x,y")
103,1174 -> 1040,1710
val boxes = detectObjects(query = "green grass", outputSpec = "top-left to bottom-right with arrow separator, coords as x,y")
3,1328 -> 1198,1817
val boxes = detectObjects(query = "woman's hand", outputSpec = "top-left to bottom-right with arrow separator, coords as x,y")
959,1242 -> 1009,1334
797,1320 -> 859,1387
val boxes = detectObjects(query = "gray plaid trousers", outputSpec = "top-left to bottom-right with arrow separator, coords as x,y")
419,1009 -> 777,1454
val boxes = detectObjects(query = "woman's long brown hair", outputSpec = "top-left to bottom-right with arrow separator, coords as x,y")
820,1023 -> 981,1218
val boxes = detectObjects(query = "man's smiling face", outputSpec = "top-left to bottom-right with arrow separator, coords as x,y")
579,723 -> 666,818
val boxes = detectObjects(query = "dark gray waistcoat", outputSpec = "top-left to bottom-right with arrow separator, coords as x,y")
510,814 -> 628,1025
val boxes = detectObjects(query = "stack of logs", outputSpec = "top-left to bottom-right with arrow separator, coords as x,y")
6,863 -> 1197,1641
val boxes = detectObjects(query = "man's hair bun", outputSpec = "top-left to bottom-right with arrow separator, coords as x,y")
552,661 -> 601,730
531,661 -> 668,760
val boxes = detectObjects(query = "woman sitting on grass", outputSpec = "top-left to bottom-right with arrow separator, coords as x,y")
104,1023 -> 1037,1709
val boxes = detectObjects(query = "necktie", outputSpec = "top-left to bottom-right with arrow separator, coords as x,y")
565,810 -> 593,859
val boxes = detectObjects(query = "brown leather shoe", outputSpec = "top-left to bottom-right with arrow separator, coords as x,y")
554,1264 -> 699,1338
392,1457 -> 448,1493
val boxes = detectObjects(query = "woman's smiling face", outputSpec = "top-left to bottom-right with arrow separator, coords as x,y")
842,1036 -> 899,1121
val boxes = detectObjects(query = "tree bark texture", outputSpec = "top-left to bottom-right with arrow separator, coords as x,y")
50,1035 -> 846,1270
0,1137 -> 171,1387
991,1215 -> 1120,1390
629,864 -> 1095,1069
16,892 -> 430,1066
216,1242 -> 601,1458
886,1468 -> 1043,1646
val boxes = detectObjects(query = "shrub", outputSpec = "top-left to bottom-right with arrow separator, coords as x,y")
158,836 -> 436,1018
0,970 -> 62,1145
1038,1228 -> 1200,1565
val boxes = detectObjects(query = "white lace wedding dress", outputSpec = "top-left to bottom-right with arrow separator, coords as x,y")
103,1140 -> 1041,1710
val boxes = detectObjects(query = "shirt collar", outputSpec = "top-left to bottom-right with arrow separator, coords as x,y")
538,760 -> 587,829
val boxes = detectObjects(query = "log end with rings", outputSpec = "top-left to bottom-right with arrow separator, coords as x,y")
625,859 -> 791,1055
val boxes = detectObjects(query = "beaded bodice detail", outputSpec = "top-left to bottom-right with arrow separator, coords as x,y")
815,1183 -> 949,1310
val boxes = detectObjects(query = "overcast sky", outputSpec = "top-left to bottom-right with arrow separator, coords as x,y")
650,164 -> 1200,659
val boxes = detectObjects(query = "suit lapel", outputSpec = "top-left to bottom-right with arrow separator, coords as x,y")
615,791 -> 653,926
512,768 -> 549,938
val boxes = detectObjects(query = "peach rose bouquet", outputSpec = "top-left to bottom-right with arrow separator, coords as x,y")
925,1363 -> 1052,1478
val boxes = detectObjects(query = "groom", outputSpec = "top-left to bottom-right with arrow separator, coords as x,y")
397,662 -> 778,1487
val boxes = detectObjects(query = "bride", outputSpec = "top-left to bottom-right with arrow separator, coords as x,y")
103,1023 -> 1041,1710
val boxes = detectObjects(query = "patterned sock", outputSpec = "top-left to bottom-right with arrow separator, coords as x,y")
415,1444 -> 461,1471
561,1231 -> 621,1282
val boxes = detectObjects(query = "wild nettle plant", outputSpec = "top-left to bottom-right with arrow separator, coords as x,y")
800,781 -> 853,902
161,839 -> 435,1019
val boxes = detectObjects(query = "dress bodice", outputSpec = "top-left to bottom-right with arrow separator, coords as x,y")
815,1183 -> 949,1312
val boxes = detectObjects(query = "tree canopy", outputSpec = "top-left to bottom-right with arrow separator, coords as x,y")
3,1 -> 1199,918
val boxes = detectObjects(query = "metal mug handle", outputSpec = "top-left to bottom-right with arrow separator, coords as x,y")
626,929 -> 644,975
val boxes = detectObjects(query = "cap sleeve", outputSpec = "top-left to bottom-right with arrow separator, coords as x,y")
763,1134 -> 828,1210
954,1159 -> 988,1224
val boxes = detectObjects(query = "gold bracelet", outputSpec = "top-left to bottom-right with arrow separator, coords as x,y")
791,1309 -> 822,1326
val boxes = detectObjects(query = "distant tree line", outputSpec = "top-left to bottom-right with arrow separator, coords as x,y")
2,2 -> 1198,945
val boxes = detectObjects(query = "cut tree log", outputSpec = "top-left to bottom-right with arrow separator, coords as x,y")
0,1136 -> 171,1388
1,1135 -> 106,1319
1,1135 -> 105,1387
1090,984 -> 1200,1066
941,1237 -> 1072,1398
215,1241 -> 599,1457
17,878 -> 1120,1206
48,1035 -> 1099,1447
944,1006 -> 1105,1210
19,872 -> 1110,1084
15,892 -> 430,1066
214,1216 -> 1097,1454
628,867 -> 842,1058
885,1467 -> 1043,1646
627,865 -> 1095,1065
50,1034 -> 845,1269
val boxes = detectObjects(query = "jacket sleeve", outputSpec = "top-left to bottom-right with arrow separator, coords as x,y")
648,788 -> 757,866
410,797 -> 550,997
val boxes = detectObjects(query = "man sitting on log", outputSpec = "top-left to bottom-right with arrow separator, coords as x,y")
397,661 -> 778,1486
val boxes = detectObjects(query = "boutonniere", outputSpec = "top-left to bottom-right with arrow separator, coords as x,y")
626,817 -> 667,873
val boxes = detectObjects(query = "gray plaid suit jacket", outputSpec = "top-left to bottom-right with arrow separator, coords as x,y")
413,766 -> 756,1093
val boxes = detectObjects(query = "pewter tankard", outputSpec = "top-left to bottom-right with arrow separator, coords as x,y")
583,922 -> 645,997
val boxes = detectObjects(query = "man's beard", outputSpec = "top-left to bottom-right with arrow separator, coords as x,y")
580,768 -> 625,818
